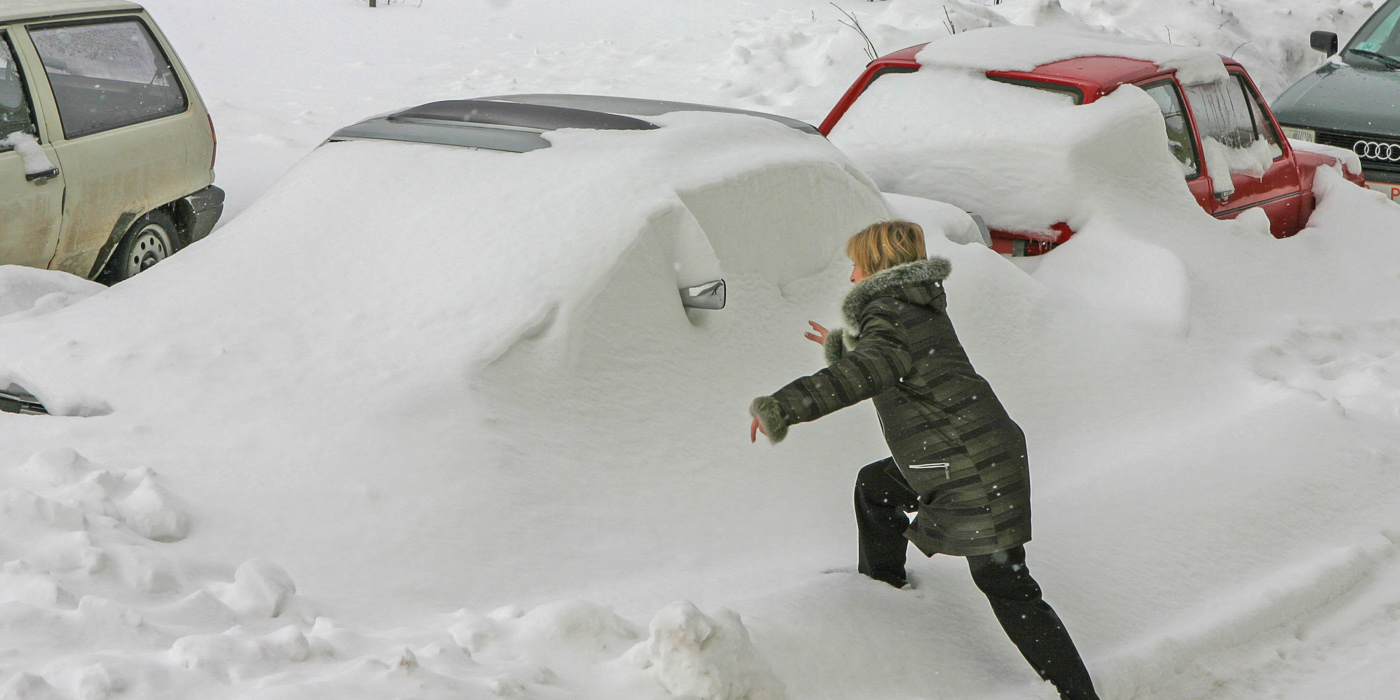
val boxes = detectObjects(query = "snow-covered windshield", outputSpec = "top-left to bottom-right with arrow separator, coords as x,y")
1346,0 -> 1400,68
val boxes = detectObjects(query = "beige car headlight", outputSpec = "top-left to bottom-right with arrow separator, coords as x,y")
1282,126 -> 1317,142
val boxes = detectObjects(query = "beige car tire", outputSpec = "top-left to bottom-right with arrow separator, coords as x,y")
101,211 -> 177,285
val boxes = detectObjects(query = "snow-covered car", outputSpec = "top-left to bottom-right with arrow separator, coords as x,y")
1,0 -> 222,284
819,27 -> 1367,256
0,95 -> 906,419
1273,0 -> 1400,201
0,91 -> 992,642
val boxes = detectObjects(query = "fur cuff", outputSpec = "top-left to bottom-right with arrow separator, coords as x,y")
823,329 -> 847,365
749,396 -> 789,444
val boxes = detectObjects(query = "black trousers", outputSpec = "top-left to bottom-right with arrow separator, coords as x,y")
855,458 -> 1099,700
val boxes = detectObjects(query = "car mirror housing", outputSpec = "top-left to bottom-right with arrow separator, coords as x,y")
0,383 -> 47,415
680,279 -> 726,310
1311,31 -> 1339,57
969,213 -> 992,248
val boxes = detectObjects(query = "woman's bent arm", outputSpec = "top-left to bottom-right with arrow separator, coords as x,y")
751,300 -> 914,443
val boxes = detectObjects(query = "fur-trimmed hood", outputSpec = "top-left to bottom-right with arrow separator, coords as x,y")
842,257 -> 951,330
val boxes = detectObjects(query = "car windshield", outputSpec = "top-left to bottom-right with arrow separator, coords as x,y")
1347,0 -> 1400,68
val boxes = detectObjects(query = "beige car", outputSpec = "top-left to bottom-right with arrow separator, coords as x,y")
1,0 -> 221,283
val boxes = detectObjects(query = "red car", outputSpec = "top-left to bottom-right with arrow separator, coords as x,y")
820,33 -> 1367,256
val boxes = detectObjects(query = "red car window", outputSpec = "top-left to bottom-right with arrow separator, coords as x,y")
1182,75 -> 1281,159
1140,79 -> 1201,180
1235,74 -> 1283,160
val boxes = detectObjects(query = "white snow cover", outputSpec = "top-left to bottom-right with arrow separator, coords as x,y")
0,267 -> 105,324
1291,138 -> 1366,177
1198,136 -> 1279,194
0,132 -> 57,176
828,68 -> 1202,239
6,0 -> 1400,698
916,25 -> 1229,85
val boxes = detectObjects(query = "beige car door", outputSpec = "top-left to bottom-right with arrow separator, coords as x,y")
0,28 -> 64,270
25,15 -> 205,277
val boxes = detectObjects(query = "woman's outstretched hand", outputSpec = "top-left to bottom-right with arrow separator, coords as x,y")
804,321 -> 829,345
750,416 -> 768,443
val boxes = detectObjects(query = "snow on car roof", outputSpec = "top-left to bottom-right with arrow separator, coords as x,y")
916,26 -> 1229,86
828,67 -> 1205,240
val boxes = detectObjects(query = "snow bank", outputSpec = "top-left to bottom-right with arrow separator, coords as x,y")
0,443 -> 790,699
628,602 -> 786,700
0,267 -> 105,325
916,25 -> 1229,85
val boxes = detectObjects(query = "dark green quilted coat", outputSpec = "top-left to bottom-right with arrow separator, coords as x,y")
753,257 -> 1032,557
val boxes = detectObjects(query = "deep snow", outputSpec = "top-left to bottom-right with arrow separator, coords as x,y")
5,1 -> 1400,699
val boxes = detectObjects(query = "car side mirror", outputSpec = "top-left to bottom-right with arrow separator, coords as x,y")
680,279 -> 726,310
0,383 -> 47,415
1311,31 -> 1339,57
968,213 -> 992,248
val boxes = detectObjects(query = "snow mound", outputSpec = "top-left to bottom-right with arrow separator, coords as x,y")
0,266 -> 105,324
916,25 -> 1229,85
627,601 -> 786,700
1254,317 -> 1400,421
3,446 -> 804,699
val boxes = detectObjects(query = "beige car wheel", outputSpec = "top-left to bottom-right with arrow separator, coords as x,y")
103,211 -> 177,284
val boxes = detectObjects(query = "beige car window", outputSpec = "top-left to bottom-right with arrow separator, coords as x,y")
29,19 -> 186,139
1,32 -> 38,147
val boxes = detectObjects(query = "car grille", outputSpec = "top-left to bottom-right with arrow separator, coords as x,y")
1315,129 -> 1400,177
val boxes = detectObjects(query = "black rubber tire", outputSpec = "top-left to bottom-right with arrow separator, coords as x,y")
100,210 -> 177,285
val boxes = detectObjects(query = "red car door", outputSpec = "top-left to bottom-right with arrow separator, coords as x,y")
1179,70 -> 1304,237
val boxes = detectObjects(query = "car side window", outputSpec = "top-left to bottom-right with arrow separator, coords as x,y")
1182,73 -> 1282,160
1236,75 -> 1283,161
1140,80 -> 1200,180
28,18 -> 187,140
1,31 -> 38,149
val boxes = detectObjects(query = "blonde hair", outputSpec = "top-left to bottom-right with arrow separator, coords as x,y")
845,220 -> 926,276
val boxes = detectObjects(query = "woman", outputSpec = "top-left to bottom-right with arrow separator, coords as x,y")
748,220 -> 1099,700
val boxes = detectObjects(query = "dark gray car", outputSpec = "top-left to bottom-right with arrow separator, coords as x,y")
1273,0 -> 1400,200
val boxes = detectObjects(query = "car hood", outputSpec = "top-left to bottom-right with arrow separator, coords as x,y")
1273,61 -> 1400,138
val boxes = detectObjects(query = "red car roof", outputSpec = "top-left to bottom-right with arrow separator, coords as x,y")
869,43 -> 1242,100
819,40 -> 1241,133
